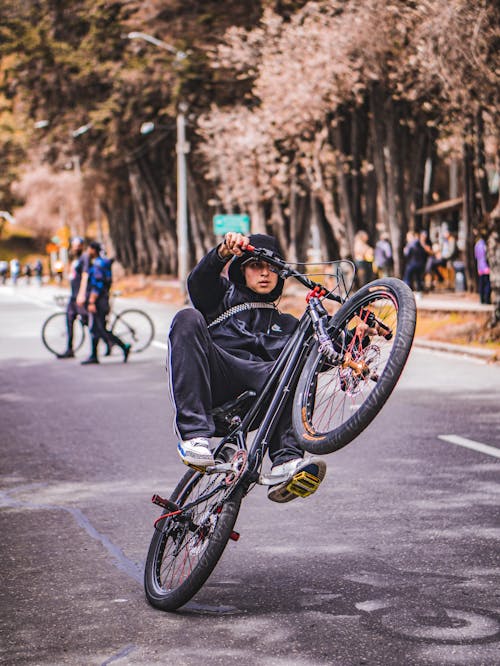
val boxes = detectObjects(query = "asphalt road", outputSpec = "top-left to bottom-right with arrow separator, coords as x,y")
1,284 -> 499,666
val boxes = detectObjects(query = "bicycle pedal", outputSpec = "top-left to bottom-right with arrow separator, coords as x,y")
182,460 -> 206,474
285,471 -> 321,498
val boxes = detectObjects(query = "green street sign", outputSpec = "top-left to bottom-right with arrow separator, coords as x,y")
213,214 -> 250,236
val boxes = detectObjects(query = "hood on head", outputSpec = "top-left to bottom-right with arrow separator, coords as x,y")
227,233 -> 285,301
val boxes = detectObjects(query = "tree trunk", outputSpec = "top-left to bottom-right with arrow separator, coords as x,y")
475,107 -> 492,216
128,159 -> 177,275
369,83 -> 389,226
270,196 -> 290,258
487,213 -> 500,323
287,173 -> 299,263
463,124 -> 479,291
350,109 -> 364,228
187,164 -> 214,263
385,99 -> 412,277
101,170 -> 137,272
318,182 -> 350,259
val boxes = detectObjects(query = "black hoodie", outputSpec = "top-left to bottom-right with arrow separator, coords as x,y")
187,235 -> 298,362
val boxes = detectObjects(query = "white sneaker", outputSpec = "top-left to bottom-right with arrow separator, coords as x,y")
267,456 -> 327,503
177,437 -> 215,469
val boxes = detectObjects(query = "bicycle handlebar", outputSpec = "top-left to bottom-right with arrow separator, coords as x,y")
241,244 -> 343,303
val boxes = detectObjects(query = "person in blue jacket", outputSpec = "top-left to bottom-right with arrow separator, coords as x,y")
168,232 -> 326,503
79,242 -> 131,365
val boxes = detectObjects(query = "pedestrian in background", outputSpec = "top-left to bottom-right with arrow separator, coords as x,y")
0,260 -> 8,284
353,230 -> 374,287
78,241 -> 130,365
374,232 -> 393,278
57,237 -> 89,359
403,230 -> 426,297
10,258 -> 20,285
34,259 -> 43,286
425,242 -> 446,290
474,232 -> 491,305
24,263 -> 32,285
418,230 -> 434,291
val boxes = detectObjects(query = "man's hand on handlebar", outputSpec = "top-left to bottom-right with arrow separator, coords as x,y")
218,232 -> 251,260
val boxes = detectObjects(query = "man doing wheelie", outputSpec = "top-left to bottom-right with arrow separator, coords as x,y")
168,232 -> 326,502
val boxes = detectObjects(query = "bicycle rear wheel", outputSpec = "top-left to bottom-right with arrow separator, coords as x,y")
144,469 -> 243,611
293,278 -> 416,454
111,309 -> 154,352
41,312 -> 85,356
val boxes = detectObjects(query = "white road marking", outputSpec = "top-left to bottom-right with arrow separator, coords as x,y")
152,340 -> 168,350
438,434 -> 500,459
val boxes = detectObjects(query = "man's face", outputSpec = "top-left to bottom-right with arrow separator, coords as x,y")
242,259 -> 278,295
71,241 -> 83,258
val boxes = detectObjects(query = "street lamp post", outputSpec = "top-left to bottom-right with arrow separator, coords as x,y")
125,31 -> 189,299
176,105 -> 189,298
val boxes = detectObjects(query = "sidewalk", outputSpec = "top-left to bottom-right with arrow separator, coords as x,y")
412,290 -> 499,362
414,290 -> 494,313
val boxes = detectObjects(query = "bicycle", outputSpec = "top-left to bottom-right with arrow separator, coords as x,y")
41,292 -> 155,357
144,243 -> 417,611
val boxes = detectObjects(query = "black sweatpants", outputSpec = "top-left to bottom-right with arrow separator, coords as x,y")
89,296 -> 125,355
66,298 -> 85,350
167,308 -> 303,466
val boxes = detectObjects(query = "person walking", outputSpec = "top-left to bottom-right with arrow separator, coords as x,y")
23,263 -> 32,285
403,231 -> 426,297
9,258 -> 20,286
0,260 -> 8,284
374,232 -> 393,278
77,241 -> 130,365
474,232 -> 492,305
57,237 -> 89,359
34,259 -> 43,286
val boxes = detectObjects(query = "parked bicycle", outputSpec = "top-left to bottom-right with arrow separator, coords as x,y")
41,292 -> 155,357
144,243 -> 417,611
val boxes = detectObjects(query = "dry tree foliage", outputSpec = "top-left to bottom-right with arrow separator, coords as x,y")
12,166 -> 84,238
198,0 -> 499,216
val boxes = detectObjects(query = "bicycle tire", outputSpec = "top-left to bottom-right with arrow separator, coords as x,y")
41,311 -> 85,356
144,469 -> 243,611
293,278 -> 416,455
111,309 -> 154,353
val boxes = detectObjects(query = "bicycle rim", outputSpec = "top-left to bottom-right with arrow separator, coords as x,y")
293,278 -> 416,454
144,469 -> 242,611
111,309 -> 154,352
41,312 -> 85,356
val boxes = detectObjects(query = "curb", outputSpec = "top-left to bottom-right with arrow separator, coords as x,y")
413,338 -> 499,362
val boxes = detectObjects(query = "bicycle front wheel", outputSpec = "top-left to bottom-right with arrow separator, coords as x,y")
41,312 -> 85,356
144,470 -> 243,612
111,309 -> 154,352
293,278 -> 416,455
